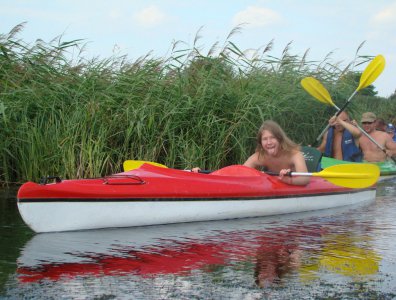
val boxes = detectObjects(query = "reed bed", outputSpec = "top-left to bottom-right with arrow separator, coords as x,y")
1,24 -> 394,185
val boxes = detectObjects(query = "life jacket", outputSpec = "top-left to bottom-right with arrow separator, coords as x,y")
324,127 -> 362,162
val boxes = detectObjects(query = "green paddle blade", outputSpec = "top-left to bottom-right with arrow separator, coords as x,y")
301,77 -> 334,106
357,55 -> 385,91
123,160 -> 167,171
312,163 -> 380,189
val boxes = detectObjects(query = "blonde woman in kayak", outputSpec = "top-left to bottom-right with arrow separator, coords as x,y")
243,120 -> 309,186
193,120 -> 309,186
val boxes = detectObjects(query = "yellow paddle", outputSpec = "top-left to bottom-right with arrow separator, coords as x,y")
302,54 -> 386,142
207,164 -> 379,189
123,160 -> 379,188
357,54 -> 385,91
123,160 -> 167,171
288,163 -> 380,188
301,76 -> 396,163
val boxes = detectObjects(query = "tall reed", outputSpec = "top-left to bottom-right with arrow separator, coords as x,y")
0,24 -> 392,185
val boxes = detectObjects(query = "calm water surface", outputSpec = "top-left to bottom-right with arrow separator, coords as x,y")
1,180 -> 396,299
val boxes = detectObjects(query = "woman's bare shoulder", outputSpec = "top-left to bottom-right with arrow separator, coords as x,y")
291,148 -> 304,157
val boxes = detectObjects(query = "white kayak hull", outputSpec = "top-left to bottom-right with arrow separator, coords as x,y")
18,189 -> 376,233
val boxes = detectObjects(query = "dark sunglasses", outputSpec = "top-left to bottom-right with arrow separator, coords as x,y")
362,121 -> 374,125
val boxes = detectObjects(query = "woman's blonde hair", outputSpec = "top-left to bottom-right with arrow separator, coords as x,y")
256,120 -> 299,157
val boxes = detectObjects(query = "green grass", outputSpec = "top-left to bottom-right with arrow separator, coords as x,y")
1,23 -> 395,185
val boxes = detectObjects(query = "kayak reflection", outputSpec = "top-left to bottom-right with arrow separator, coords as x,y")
17,207 -> 381,287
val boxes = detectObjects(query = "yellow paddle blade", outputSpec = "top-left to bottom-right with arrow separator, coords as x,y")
123,160 -> 167,171
312,163 -> 380,188
357,55 -> 385,91
301,77 -> 334,107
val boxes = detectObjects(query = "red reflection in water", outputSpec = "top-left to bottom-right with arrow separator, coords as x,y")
18,239 -> 242,282
18,226 -> 323,284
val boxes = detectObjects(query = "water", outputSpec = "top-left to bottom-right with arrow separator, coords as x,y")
1,181 -> 396,299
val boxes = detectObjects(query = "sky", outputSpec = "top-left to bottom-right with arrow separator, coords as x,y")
1,0 -> 396,97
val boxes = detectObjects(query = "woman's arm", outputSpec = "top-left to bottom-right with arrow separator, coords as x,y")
243,152 -> 262,169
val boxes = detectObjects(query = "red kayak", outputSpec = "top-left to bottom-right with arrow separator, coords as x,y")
17,164 -> 376,233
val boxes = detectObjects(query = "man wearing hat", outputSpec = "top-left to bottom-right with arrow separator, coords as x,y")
359,112 -> 396,162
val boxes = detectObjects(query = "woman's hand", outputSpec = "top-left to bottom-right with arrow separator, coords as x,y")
278,168 -> 291,180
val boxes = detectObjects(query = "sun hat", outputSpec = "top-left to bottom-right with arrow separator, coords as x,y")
361,112 -> 376,123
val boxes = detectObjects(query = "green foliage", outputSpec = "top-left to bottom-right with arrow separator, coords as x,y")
339,72 -> 378,96
1,23 -> 394,184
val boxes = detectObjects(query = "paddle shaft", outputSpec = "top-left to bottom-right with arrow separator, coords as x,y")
316,90 -> 357,142
267,171 -> 366,178
253,170 -> 370,179
292,171 -> 370,179
204,170 -> 338,177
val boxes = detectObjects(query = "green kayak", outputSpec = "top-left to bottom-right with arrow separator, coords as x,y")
321,156 -> 396,176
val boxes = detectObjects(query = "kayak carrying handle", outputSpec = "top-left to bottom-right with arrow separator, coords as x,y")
39,176 -> 62,185
103,174 -> 145,185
